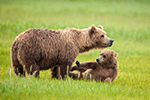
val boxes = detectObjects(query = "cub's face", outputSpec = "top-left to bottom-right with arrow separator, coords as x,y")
89,25 -> 114,48
96,50 -> 118,64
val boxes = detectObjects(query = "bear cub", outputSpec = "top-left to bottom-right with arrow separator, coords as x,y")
69,50 -> 118,82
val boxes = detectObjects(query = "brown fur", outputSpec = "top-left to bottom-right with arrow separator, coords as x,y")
11,25 -> 114,79
69,50 -> 118,82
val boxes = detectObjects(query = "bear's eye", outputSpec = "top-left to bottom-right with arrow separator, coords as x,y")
101,35 -> 104,38
103,55 -> 106,58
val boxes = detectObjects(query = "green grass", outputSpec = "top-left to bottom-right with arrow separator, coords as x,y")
0,0 -> 150,100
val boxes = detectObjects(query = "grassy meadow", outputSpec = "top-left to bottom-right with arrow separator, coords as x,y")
0,0 -> 150,100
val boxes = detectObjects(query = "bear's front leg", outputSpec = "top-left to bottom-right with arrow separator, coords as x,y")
51,66 -> 59,79
51,65 -> 70,80
57,65 -> 70,80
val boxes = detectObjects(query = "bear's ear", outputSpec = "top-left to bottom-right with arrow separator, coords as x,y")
90,24 -> 97,34
114,53 -> 118,57
98,25 -> 103,30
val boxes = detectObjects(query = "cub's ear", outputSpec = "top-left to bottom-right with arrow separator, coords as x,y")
114,53 -> 118,57
98,25 -> 103,30
90,24 -> 97,34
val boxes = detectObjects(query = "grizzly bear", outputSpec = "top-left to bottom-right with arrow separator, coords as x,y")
11,25 -> 114,79
69,50 -> 118,82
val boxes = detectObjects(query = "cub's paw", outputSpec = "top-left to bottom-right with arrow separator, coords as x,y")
70,67 -> 76,71
76,61 -> 80,67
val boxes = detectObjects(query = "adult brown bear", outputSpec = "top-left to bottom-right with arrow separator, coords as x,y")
11,25 -> 114,79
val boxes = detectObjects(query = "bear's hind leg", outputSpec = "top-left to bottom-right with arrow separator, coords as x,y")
26,63 -> 40,77
12,60 -> 25,77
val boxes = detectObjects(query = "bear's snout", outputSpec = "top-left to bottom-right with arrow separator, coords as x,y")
96,58 -> 99,62
104,36 -> 114,47
110,39 -> 114,43
109,39 -> 114,47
